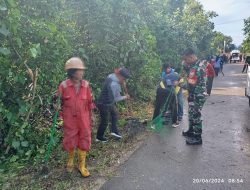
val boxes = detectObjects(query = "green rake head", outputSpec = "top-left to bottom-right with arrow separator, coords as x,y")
148,87 -> 176,133
147,112 -> 173,133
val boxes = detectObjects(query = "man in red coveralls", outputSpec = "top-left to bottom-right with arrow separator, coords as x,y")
205,60 -> 216,96
58,57 -> 94,177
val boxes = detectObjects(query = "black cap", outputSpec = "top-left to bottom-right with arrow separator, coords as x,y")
119,68 -> 130,79
162,63 -> 170,71
182,48 -> 195,56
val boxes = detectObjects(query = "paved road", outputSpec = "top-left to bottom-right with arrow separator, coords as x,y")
100,63 -> 250,190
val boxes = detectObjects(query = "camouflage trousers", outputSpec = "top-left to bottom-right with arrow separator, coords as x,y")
188,93 -> 206,135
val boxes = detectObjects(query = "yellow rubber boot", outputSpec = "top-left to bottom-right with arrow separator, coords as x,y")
66,149 -> 75,172
77,149 -> 90,177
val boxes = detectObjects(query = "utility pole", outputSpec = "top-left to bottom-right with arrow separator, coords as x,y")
223,40 -> 226,53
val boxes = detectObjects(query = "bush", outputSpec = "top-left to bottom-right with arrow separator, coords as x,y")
0,0 -> 219,165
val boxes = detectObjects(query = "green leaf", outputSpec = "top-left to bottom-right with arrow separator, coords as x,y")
10,155 -> 19,163
0,169 -> 5,172
29,43 -> 41,58
79,48 -> 89,61
17,165 -> 25,169
0,25 -> 10,36
38,148 -> 45,154
16,38 -> 22,48
0,5 -> 7,11
15,131 -> 21,138
18,149 -> 24,155
35,43 -> 41,49
21,122 -> 28,129
47,23 -> 57,33
25,150 -> 32,156
18,75 -> 26,85
7,0 -> 15,7
35,43 -> 41,55
78,48 -> 85,54
12,9 -> 20,18
30,48 -> 38,58
12,140 -> 20,149
21,141 -> 29,147
6,112 -> 12,121
0,47 -> 11,55
20,128 -> 24,134
19,105 -> 26,114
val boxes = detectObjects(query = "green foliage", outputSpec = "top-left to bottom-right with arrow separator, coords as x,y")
0,0 -> 228,166
0,0 -> 71,165
209,31 -> 234,54
241,17 -> 250,53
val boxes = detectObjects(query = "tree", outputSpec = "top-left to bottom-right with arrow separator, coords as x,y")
0,0 -> 73,162
241,17 -> 250,53
209,31 -> 234,55
0,0 -> 230,164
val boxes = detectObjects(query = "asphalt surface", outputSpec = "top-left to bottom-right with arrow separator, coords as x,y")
100,63 -> 250,190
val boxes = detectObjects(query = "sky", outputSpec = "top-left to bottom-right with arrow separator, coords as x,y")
198,0 -> 250,46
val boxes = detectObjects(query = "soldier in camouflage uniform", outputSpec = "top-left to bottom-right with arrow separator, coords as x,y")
182,49 -> 206,145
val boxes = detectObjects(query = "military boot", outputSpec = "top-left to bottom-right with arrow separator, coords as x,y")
182,127 -> 193,137
186,134 -> 202,145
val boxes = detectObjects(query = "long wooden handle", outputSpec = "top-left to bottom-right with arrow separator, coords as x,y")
122,82 -> 132,115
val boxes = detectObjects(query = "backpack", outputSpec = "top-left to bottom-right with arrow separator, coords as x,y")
214,58 -> 221,68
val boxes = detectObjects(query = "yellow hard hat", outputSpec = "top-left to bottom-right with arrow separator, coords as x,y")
65,57 -> 86,71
